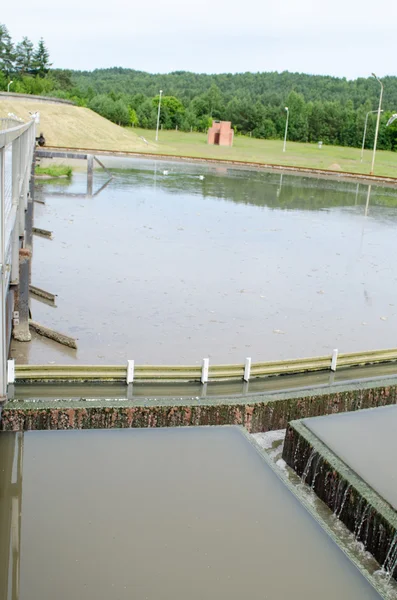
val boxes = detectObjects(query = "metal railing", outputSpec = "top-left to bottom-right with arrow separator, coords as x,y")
9,347 -> 397,384
1,118 -> 36,399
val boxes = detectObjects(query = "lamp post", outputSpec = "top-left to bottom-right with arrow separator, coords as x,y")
361,109 -> 383,162
7,80 -> 13,92
283,107 -> 289,153
155,90 -> 163,142
370,73 -> 383,176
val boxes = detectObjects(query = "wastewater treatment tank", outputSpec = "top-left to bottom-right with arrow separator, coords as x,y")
0,426 -> 382,599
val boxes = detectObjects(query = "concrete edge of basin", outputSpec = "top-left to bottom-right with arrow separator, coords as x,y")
2,377 -> 397,434
282,419 -> 397,581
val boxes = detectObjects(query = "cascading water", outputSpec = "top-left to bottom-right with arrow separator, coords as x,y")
355,503 -> 370,540
335,484 -> 351,518
301,448 -> 317,485
383,531 -> 397,582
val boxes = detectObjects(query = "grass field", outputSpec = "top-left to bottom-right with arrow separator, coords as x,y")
135,128 -> 397,178
1,98 -> 397,178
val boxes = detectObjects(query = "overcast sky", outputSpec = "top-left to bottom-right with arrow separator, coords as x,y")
3,0 -> 397,78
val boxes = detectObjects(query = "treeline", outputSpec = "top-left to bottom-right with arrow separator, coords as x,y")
1,23 -> 397,150
0,24 -> 51,87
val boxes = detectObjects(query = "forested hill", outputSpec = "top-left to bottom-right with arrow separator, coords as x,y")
1,16 -> 397,150
70,68 -> 397,110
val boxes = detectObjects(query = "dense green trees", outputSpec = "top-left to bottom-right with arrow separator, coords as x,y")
1,22 -> 397,151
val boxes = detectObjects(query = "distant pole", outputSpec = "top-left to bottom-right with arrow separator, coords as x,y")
155,90 -> 163,142
361,109 -> 382,163
370,74 -> 383,175
7,80 -> 13,92
283,107 -> 289,153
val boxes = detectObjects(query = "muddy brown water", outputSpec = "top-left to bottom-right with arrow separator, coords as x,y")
304,404 -> 397,510
0,426 -> 382,599
11,158 -> 397,365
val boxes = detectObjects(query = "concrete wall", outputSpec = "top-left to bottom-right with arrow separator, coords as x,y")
0,92 -> 74,105
283,421 -> 397,580
3,377 -> 397,432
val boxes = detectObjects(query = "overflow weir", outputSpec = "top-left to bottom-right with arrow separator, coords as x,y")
282,405 -> 397,582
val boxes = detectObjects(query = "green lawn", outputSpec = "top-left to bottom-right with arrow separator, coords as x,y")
134,128 -> 397,179
35,165 -> 72,177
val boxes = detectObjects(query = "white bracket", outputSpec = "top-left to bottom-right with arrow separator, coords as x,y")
244,357 -> 251,382
201,358 -> 209,384
331,349 -> 338,372
7,359 -> 15,384
127,360 -> 134,384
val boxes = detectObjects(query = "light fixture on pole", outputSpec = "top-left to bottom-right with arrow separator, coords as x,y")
155,90 -> 163,142
7,80 -> 13,92
386,114 -> 397,127
370,73 -> 383,176
283,107 -> 289,153
361,109 -> 383,162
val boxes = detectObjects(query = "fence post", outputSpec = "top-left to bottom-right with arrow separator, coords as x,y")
244,357 -> 251,382
11,137 -> 21,284
331,349 -> 338,372
7,359 -> 15,384
127,360 -> 134,384
201,358 -> 209,384
0,148 -> 6,400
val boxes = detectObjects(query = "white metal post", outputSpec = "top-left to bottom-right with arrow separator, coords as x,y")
201,358 -> 209,384
11,137 -> 21,284
283,107 -> 289,153
0,148 -> 6,400
244,357 -> 251,382
155,90 -> 163,142
331,349 -> 338,372
370,74 -> 383,176
127,360 -> 135,384
7,359 -> 15,384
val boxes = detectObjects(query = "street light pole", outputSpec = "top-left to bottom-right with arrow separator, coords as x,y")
7,80 -> 13,93
283,107 -> 289,153
370,73 -> 383,176
155,90 -> 163,142
361,109 -> 383,162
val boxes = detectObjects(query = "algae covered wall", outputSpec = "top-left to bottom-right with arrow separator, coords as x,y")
2,378 -> 397,433
283,421 -> 397,580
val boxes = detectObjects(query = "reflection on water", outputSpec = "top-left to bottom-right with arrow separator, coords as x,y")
0,427 -> 383,599
11,158 -> 397,365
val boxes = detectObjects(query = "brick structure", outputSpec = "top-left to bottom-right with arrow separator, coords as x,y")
207,120 -> 234,146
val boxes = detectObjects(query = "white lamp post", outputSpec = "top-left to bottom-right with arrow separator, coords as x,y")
283,107 -> 289,153
370,73 -> 383,176
155,90 -> 163,142
361,109 -> 383,162
7,80 -> 13,92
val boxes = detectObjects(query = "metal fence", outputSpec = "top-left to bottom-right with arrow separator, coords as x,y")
0,118 -> 36,399
10,347 -> 397,384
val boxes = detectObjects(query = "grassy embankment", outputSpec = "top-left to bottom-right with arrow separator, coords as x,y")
1,98 -> 396,178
